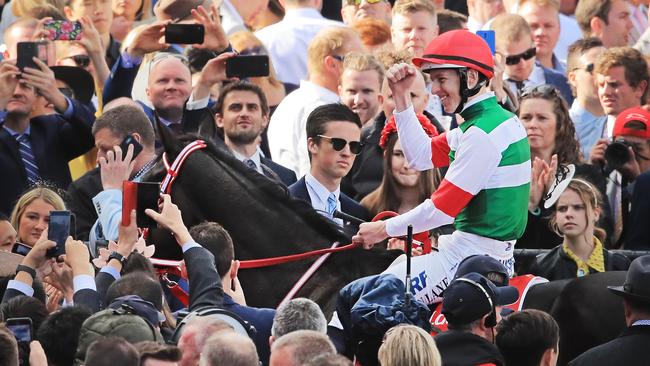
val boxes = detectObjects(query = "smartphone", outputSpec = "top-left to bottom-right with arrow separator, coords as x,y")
46,211 -> 71,258
43,20 -> 83,41
6,318 -> 33,344
165,24 -> 205,44
16,41 -> 48,70
118,134 -> 143,160
11,242 -> 31,256
226,55 -> 270,78
122,181 -> 161,228
476,30 -> 496,55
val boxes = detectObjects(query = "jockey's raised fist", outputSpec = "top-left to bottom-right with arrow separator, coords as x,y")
386,62 -> 419,112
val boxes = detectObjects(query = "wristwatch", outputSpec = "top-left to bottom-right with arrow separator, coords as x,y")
16,264 -> 36,280
108,251 -> 127,265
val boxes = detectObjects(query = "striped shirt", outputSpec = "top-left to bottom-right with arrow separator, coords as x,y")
386,93 -> 530,241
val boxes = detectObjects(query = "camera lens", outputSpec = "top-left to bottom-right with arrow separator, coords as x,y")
605,141 -> 632,169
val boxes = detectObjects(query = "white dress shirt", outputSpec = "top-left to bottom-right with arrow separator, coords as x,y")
267,80 -> 340,176
504,62 -> 546,97
232,149 -> 263,174
554,14 -> 582,64
255,8 -> 345,85
305,173 -> 343,226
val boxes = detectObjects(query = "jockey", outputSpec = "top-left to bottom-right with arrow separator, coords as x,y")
353,30 -> 531,304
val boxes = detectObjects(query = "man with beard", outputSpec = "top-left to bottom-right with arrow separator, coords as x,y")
215,81 -> 296,186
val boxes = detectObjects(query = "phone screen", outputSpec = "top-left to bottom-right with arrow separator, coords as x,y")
11,242 -> 31,256
6,318 -> 33,343
47,211 -> 70,257
165,24 -> 205,44
226,55 -> 270,78
122,182 -> 161,228
118,135 -> 143,160
476,30 -> 496,55
17,42 -> 48,70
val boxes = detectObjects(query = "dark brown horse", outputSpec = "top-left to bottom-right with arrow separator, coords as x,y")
145,127 -> 400,315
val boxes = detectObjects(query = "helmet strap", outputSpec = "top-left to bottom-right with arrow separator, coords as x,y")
454,68 -> 489,114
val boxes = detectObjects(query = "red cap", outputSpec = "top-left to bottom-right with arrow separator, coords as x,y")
412,30 -> 494,79
379,114 -> 439,149
613,107 -> 650,139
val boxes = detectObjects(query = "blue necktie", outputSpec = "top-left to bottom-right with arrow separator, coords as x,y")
16,134 -> 40,184
244,159 -> 257,171
327,193 -> 337,218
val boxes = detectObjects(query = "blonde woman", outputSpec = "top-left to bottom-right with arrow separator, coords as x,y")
530,179 -> 630,281
10,186 -> 66,247
378,325 -> 442,366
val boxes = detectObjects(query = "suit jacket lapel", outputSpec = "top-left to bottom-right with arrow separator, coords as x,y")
0,126 -> 23,167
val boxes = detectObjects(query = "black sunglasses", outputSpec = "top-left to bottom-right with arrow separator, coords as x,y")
317,135 -> 363,154
572,63 -> 594,74
58,87 -> 75,99
65,54 -> 91,68
505,47 -> 536,66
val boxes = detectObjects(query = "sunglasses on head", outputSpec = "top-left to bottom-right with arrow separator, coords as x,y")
572,63 -> 594,74
520,84 -> 560,99
65,54 -> 91,68
505,47 -> 536,66
345,0 -> 384,5
317,135 -> 363,154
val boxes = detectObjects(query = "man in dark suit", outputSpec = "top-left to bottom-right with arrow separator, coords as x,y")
102,17 -> 229,141
0,59 -> 95,215
289,103 -> 370,230
189,221 -> 276,366
569,255 -> 650,366
215,81 -> 296,186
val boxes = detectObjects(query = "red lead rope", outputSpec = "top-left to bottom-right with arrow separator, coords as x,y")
238,242 -> 362,269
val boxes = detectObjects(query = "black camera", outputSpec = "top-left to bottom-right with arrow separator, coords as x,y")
605,140 -> 633,170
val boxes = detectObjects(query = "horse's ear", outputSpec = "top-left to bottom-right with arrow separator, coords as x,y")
156,114 -> 182,156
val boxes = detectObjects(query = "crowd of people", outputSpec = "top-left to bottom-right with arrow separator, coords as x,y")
1,0 -> 650,365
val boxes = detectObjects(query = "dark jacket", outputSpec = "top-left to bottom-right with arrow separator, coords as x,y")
434,330 -> 505,366
260,157 -> 297,187
67,167 -> 103,242
529,244 -> 631,281
625,171 -> 650,250
0,100 -> 95,215
569,325 -> 650,366
289,177 -> 370,232
222,294 -> 275,366
542,64 -> 574,106
342,110 -> 444,201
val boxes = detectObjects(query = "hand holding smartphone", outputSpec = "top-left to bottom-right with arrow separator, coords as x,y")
43,20 -> 83,41
118,134 -> 143,160
16,42 -> 49,70
164,24 -> 205,44
46,211 -> 75,258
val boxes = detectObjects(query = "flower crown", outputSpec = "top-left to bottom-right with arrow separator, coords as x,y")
379,113 -> 439,149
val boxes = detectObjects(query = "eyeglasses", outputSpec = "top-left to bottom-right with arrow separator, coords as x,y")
317,135 -> 363,154
64,54 -> 91,68
520,84 -> 560,99
572,63 -> 594,74
344,0 -> 384,5
505,47 -> 536,65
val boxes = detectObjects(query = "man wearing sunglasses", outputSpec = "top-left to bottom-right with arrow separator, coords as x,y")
491,13 -> 573,105
567,37 -> 606,159
289,103 -> 369,231
353,30 -> 530,305
341,0 -> 392,25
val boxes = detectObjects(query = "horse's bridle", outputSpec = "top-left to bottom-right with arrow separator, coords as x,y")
161,140 -> 208,195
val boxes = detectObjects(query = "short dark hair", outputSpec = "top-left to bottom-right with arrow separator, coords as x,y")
0,296 -> 48,333
189,222 -> 234,278
106,272 -> 164,311
91,105 -> 156,148
496,309 -> 559,366
215,81 -> 270,117
135,341 -> 182,365
305,103 -> 361,141
575,0 -> 612,36
0,324 -> 18,366
85,337 -> 140,366
567,37 -> 604,76
437,9 -> 468,34
37,306 -> 92,366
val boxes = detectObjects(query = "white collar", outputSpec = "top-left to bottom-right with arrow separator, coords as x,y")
299,80 -> 340,100
284,7 -> 324,20
305,172 -> 340,202
232,149 -> 262,167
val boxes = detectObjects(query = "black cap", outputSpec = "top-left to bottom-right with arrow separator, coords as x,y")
442,272 -> 518,325
454,255 -> 509,286
51,65 -> 94,105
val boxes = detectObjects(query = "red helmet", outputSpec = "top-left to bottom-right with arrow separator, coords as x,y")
413,30 -> 494,79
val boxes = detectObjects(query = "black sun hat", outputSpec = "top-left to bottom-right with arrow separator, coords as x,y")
50,65 -> 94,105
609,255 -> 650,305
